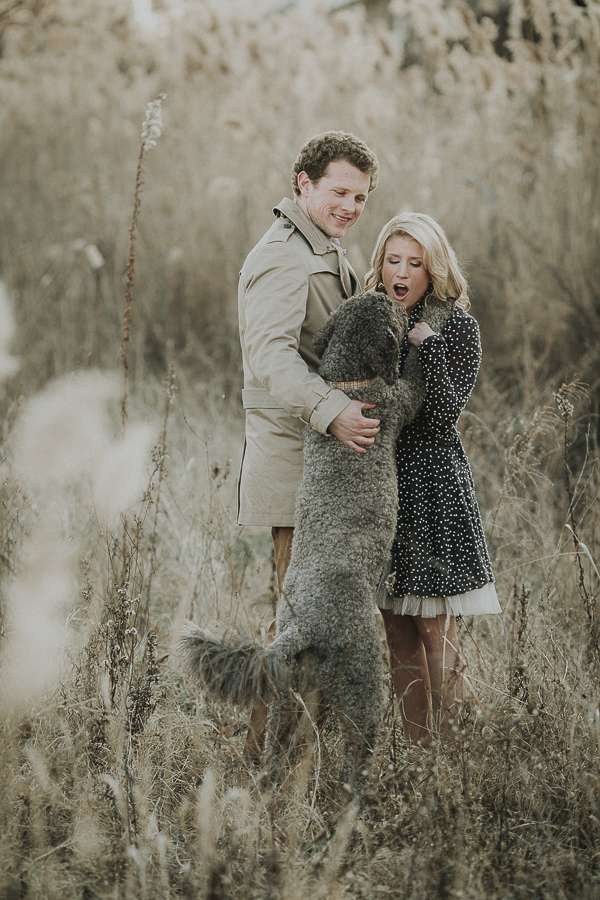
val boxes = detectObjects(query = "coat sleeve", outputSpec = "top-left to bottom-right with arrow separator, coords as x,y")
415,314 -> 481,433
241,244 -> 351,434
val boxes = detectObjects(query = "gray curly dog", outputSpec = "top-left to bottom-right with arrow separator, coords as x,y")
180,290 -> 454,797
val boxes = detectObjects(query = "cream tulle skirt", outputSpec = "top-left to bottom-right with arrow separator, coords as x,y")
377,581 -> 501,618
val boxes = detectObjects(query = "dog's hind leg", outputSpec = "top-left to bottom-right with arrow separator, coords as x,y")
259,694 -> 305,792
259,658 -> 324,794
321,644 -> 383,799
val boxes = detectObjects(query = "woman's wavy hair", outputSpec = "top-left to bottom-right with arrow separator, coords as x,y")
291,131 -> 379,195
364,213 -> 470,311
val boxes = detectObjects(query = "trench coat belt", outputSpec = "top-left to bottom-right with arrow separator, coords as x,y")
242,388 -> 284,409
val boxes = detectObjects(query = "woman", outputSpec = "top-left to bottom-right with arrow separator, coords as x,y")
365,213 -> 501,746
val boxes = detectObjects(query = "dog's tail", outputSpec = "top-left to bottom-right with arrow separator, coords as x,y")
179,621 -> 292,707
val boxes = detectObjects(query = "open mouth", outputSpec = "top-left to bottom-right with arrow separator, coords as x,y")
393,284 -> 409,301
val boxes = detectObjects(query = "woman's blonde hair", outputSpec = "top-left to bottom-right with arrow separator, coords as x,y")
364,212 -> 470,310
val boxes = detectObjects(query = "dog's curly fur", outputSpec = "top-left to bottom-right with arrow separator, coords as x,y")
180,290 -> 454,796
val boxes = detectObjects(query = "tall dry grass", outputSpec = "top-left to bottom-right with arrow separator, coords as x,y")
0,0 -> 598,398
0,0 -> 599,897
1,361 -> 599,899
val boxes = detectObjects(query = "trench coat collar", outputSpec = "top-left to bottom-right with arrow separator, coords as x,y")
273,197 -> 342,257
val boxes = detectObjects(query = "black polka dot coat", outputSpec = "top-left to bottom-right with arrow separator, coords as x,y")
391,300 -> 494,598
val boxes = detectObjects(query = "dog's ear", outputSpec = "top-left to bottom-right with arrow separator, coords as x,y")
394,302 -> 409,335
361,292 -> 404,385
313,313 -> 336,358
420,296 -> 455,333
371,326 -> 401,385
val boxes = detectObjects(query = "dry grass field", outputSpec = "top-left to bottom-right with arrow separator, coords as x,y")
0,0 -> 599,897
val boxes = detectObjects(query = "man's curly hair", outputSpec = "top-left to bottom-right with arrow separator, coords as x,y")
291,131 -> 379,195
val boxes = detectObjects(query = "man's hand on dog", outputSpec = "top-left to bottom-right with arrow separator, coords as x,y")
328,400 -> 380,453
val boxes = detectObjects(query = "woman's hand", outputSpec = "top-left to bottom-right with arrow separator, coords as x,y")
408,322 -> 436,347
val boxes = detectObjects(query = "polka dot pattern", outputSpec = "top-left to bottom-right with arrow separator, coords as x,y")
390,301 -> 495,599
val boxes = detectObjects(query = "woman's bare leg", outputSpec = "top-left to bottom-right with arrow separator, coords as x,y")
381,609 -> 432,746
414,615 -> 471,734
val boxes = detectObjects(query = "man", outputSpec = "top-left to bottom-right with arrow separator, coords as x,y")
237,131 -> 380,759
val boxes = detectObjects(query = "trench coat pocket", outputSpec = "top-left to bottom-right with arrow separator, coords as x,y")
242,388 -> 284,410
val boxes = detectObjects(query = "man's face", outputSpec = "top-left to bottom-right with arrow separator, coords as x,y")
296,159 -> 370,239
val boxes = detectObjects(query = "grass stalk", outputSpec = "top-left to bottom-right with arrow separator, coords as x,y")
120,94 -> 166,436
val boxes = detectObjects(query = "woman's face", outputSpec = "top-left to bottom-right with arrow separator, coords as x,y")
381,234 -> 430,314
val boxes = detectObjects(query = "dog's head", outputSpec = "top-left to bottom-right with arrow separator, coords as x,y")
314,290 -> 408,385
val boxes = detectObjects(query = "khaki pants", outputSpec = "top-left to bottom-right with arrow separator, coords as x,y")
243,526 -> 294,764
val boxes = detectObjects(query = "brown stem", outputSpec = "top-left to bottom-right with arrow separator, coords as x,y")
121,144 -> 145,436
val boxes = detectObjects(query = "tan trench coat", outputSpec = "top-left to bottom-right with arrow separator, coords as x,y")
237,197 -> 359,526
